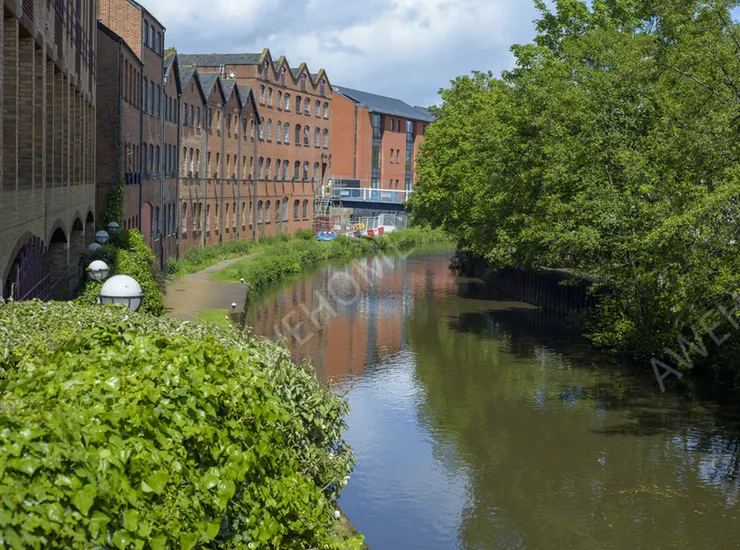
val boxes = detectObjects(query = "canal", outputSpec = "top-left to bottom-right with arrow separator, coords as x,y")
248,248 -> 740,549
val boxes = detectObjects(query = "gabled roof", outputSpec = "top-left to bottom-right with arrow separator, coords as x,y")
414,106 -> 437,121
97,21 -> 142,66
198,73 -> 225,103
237,85 -> 260,118
334,86 -> 436,122
164,48 -> 182,95
178,53 -> 262,67
221,79 -> 237,102
178,66 -> 207,105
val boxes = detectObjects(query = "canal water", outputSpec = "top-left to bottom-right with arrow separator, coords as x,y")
248,248 -> 740,549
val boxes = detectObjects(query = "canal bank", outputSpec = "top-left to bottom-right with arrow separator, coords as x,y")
245,248 -> 740,549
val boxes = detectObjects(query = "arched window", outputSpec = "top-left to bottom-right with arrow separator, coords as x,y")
276,122 -> 282,143
300,74 -> 307,91
181,146 -> 187,174
266,119 -> 272,141
156,85 -> 161,117
320,79 -> 325,96
283,160 -> 289,179
150,144 -> 155,173
314,100 -> 320,117
314,128 -> 320,147
195,107 -> 200,127
313,162 -> 319,179
283,123 -> 290,144
143,78 -> 149,112
276,159 -> 281,179
257,200 -> 263,223
303,126 -> 310,146
294,161 -> 300,180
280,68 -> 286,85
322,128 -> 328,148
258,119 -> 264,140
151,82 -> 155,114
302,199 -> 308,218
265,158 -> 271,179
265,200 -> 271,223
304,98 -> 310,115
258,157 -> 264,179
293,199 -> 300,220
189,105 -> 194,126
277,91 -> 282,109
284,93 -> 290,111
295,95 -> 301,113
276,201 -> 282,223
302,161 -> 309,180
195,150 -> 200,175
267,87 -> 273,107
281,197 -> 288,221
295,125 -> 301,145
188,148 -> 194,172
323,102 -> 329,118
259,85 -> 265,104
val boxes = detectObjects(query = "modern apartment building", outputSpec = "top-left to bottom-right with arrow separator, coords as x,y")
1,0 -> 98,300
330,86 -> 434,192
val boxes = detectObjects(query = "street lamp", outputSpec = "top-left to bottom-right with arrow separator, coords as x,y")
87,260 -> 110,281
95,230 -> 110,245
98,275 -> 144,312
88,242 -> 102,251
107,222 -> 120,234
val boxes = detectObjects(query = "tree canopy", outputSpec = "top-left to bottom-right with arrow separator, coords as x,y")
411,0 -> 740,365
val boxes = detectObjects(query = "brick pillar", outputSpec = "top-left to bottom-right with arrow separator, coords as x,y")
3,16 -> 18,191
17,37 -> 34,189
46,60 -> 54,187
54,70 -> 63,186
35,45 -> 45,190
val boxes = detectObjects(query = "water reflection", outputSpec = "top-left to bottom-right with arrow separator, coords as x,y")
249,250 -> 740,550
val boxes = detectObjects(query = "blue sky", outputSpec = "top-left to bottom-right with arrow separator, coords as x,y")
156,0 -> 543,108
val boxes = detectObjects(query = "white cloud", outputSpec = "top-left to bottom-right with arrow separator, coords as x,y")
153,0 -> 541,106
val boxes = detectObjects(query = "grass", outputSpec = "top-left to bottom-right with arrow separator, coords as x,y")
197,308 -> 234,329
212,227 -> 451,298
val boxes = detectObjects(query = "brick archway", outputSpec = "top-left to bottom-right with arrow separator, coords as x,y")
3,235 -> 48,300
48,227 -> 70,300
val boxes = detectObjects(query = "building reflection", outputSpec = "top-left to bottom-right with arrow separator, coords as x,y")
249,250 -> 455,382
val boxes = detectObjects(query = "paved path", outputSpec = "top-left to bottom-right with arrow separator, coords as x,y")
164,253 -> 259,322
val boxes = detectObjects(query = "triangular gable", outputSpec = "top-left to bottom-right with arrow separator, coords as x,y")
257,48 -> 276,80
164,49 -> 182,96
181,66 -> 208,105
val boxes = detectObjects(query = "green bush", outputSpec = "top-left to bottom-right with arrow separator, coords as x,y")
294,229 -> 314,240
0,301 -> 358,549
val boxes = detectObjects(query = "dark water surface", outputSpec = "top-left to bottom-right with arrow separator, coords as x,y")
248,249 -> 740,549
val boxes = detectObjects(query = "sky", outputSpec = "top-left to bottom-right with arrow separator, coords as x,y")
154,0 -> 544,108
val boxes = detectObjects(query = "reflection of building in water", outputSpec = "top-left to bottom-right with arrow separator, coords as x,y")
249,251 -> 455,381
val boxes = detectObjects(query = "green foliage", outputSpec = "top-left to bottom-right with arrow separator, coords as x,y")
76,230 -> 165,316
0,300 -> 359,549
411,0 -> 740,371
102,176 -> 125,226
198,308 -> 234,329
294,229 -> 315,241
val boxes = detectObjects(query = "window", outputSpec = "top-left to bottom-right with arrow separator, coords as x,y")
322,129 -> 328,148
143,144 -> 148,176
313,162 -> 319,180
150,82 -> 155,114
265,158 -> 271,179
314,128 -> 320,148
267,87 -> 273,107
226,114 -> 231,133
195,107 -> 200,127
293,200 -> 300,220
143,78 -> 149,112
182,103 -> 187,126
314,100 -> 320,117
188,148 -> 194,173
372,114 -> 381,138
266,119 -> 272,141
390,149 -> 394,164
189,105 -> 194,127
283,160 -> 289,179
156,85 -> 161,117
257,200 -> 263,223
155,146 -> 160,173
320,79 -> 325,97
276,158 -> 281,179
396,150 -> 400,163
263,60 -> 269,76
323,102 -> 328,119
294,161 -> 300,179
284,93 -> 290,111
259,85 -> 265,104
283,123 -> 290,144
156,32 -> 161,54
277,91 -> 282,110
280,68 -> 286,86
149,144 -> 154,174
302,161 -> 309,180
276,122 -> 282,143
265,201 -> 271,223
181,203 -> 187,234
276,201 -> 281,224
304,98 -> 310,115
296,95 -> 302,113
258,119 -> 264,140
242,202 -> 247,227
258,157 -> 264,179
302,199 -> 308,218
143,20 -> 149,46
300,74 -> 306,91
195,150 -> 200,174
295,125 -> 301,145
303,126 -> 309,146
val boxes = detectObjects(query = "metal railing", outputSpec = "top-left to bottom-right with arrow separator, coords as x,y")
330,187 -> 412,204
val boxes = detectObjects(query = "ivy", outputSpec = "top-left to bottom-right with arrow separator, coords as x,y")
102,175 -> 125,227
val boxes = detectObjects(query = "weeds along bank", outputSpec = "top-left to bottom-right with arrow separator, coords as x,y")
0,300 -> 362,549
211,228 -> 450,298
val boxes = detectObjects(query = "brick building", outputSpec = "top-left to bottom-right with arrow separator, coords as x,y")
97,0 -> 179,265
1,0 -> 98,301
331,86 -> 434,192
178,50 -> 330,234
175,61 -> 261,254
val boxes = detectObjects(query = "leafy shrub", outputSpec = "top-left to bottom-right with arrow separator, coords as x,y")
294,229 -> 314,240
0,301 -> 358,549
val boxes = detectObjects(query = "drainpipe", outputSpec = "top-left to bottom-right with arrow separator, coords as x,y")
159,31 -> 166,272
203,102 -> 208,248
237,100 -> 241,239
220,101 -> 225,243
252,108 -> 258,241
175,66 -> 181,258
138,57 -> 144,232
